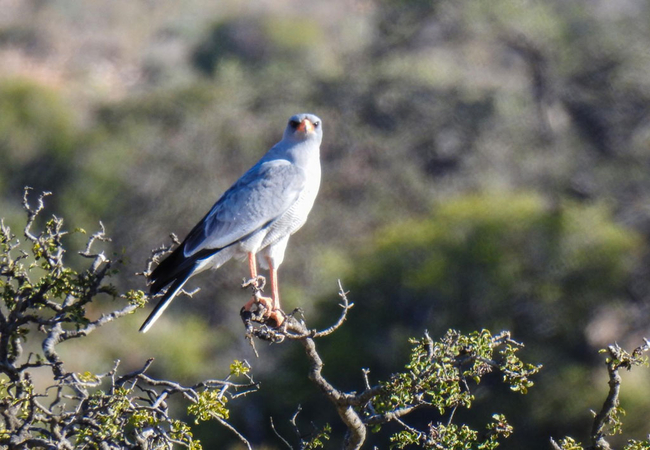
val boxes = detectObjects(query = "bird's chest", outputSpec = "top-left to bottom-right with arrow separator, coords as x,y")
263,171 -> 320,246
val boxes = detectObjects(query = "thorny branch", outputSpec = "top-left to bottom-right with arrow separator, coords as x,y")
0,189 -> 257,449
243,280 -> 538,450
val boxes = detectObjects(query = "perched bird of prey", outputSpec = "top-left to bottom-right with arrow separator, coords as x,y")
140,113 -> 323,333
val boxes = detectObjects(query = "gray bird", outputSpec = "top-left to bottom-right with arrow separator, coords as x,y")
140,113 -> 323,333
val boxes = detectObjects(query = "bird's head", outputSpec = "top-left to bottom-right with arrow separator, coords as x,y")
284,113 -> 323,144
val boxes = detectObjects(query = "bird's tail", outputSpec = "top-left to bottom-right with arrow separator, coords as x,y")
139,270 -> 193,333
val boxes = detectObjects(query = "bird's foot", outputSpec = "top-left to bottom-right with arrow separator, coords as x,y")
242,294 -> 273,315
240,298 -> 286,344
266,309 -> 286,328
241,294 -> 285,328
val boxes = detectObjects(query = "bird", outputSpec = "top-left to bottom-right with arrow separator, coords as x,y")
139,113 -> 323,333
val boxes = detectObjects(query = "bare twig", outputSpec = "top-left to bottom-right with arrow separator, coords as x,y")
211,412 -> 253,450
271,416 -> 294,450
312,280 -> 354,338
78,221 -> 111,258
290,405 -> 303,440
550,437 -> 564,450
22,187 -> 52,241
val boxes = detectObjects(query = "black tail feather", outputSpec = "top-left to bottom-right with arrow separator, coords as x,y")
149,245 -> 188,294
140,268 -> 194,333
143,241 -> 222,332
149,245 -> 220,295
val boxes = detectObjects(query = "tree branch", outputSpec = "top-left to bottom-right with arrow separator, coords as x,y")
589,340 -> 650,450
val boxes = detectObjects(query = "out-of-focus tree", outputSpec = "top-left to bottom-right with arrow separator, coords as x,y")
0,80 -> 77,210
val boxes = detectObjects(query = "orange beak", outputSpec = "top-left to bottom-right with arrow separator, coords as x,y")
296,119 -> 314,134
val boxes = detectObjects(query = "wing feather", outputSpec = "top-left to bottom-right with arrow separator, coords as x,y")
183,159 -> 307,256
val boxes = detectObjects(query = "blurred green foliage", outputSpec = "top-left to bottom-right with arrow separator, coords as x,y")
348,192 -> 639,336
301,192 -> 644,448
0,79 -> 76,200
192,16 -> 324,75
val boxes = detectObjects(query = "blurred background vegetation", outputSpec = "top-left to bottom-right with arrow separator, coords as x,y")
1,0 -> 650,448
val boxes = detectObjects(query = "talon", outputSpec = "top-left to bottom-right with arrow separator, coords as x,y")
267,309 -> 285,328
243,294 -> 272,315
242,295 -> 285,327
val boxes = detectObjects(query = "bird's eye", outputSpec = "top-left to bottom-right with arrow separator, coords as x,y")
313,121 -> 320,128
289,120 -> 300,128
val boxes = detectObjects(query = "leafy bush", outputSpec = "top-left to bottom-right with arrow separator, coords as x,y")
0,190 -> 256,448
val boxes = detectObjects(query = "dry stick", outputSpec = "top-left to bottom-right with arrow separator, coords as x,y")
22,188 -> 51,242
279,285 -> 367,450
589,345 -> 621,450
290,405 -> 303,442
298,330 -> 367,450
246,281 -> 406,449
210,412 -> 253,450
313,280 -> 354,338
240,279 -> 367,449
270,416 -> 294,450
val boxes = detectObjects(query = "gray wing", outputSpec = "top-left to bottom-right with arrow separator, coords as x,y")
183,159 -> 307,256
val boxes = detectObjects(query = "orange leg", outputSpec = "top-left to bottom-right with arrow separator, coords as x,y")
265,256 -> 280,311
248,252 -> 257,278
264,256 -> 284,326
242,253 -> 284,327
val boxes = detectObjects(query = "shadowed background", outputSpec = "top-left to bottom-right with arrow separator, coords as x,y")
1,0 -> 650,448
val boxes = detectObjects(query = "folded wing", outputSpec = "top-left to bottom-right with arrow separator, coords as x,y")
149,159 -> 307,293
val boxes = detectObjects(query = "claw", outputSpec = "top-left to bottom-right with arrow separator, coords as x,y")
242,294 -> 285,327
267,309 -> 285,328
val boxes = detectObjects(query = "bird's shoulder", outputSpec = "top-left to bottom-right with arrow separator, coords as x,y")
219,158 -> 307,208
238,156 -> 305,185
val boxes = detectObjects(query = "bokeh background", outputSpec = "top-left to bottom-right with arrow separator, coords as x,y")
2,0 -> 650,448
